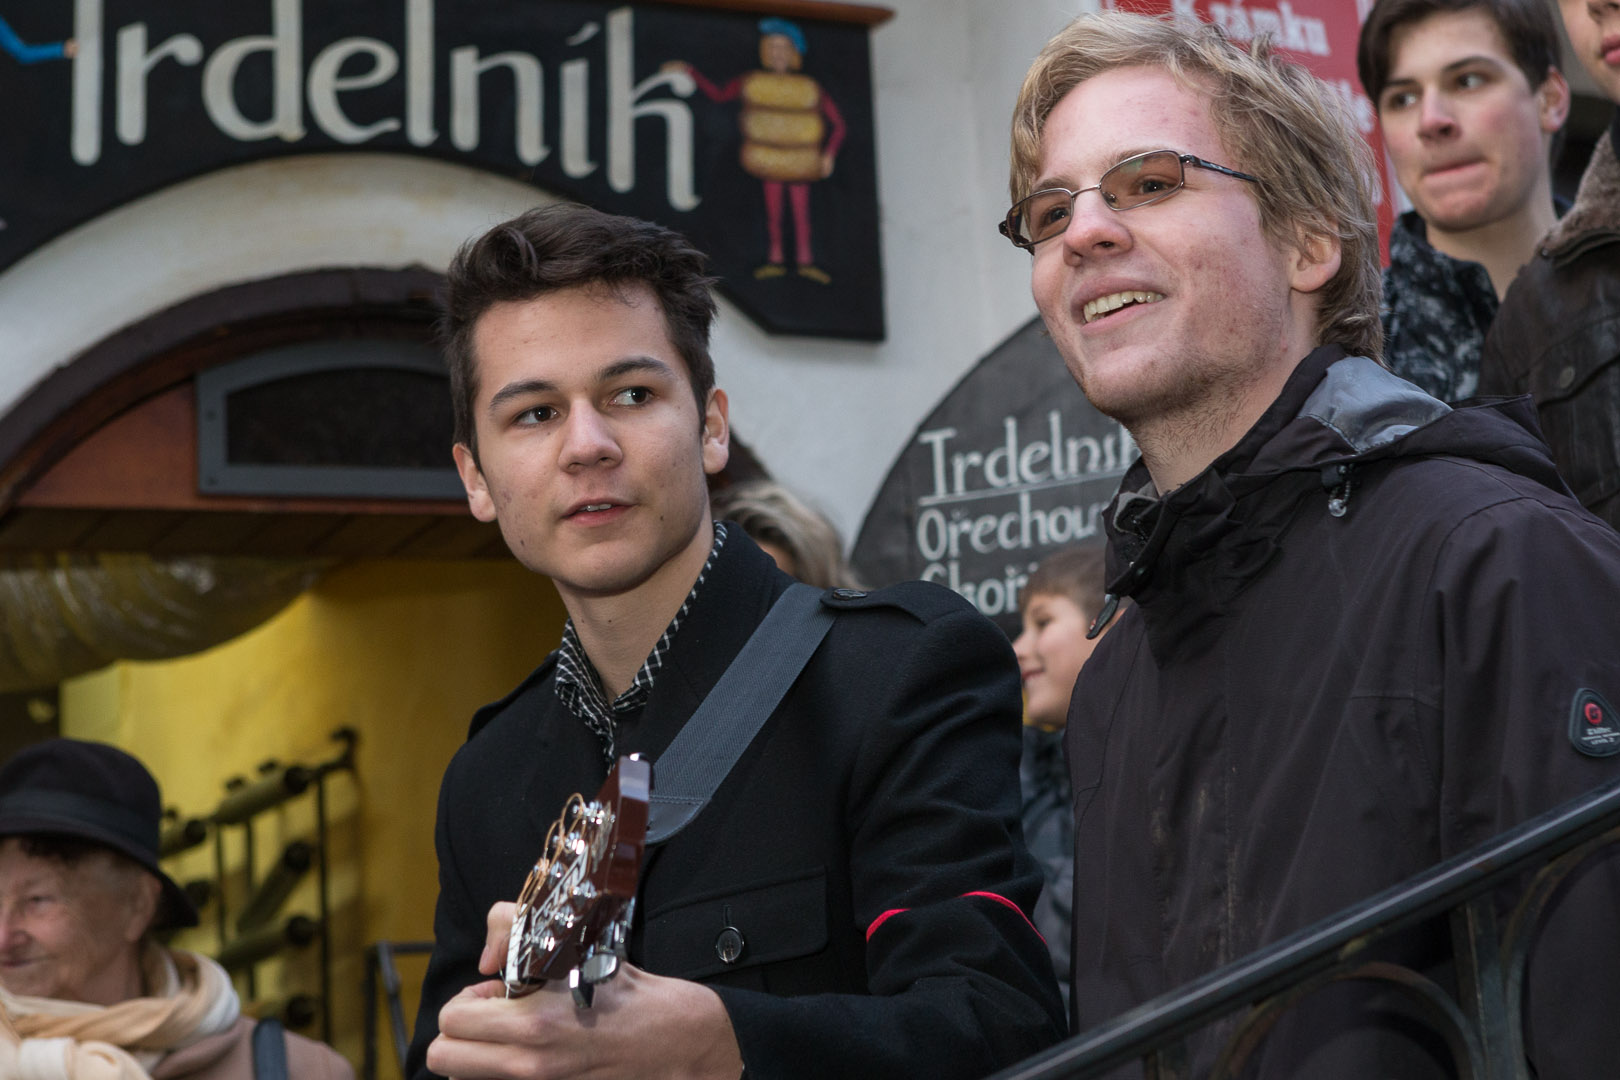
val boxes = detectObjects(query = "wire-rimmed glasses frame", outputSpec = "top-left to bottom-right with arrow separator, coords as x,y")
999,150 -> 1262,250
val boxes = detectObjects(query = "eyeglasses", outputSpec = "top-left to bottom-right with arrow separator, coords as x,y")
999,149 -> 1262,250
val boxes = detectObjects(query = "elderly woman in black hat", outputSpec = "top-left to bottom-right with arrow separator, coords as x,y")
0,738 -> 351,1080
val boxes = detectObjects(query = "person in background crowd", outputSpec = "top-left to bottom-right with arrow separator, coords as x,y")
709,480 -> 864,590
1011,544 -> 1112,1007
0,738 -> 352,1080
1480,0 -> 1620,529
1357,0 -> 1569,401
408,203 -> 1063,1080
1004,10 -> 1620,1075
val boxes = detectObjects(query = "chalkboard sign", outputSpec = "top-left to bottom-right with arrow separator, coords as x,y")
851,317 -> 1134,634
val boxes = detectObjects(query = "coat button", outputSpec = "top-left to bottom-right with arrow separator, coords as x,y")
1557,366 -> 1577,390
715,926 -> 746,964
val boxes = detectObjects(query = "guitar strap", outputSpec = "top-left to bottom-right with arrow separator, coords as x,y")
250,1017 -> 288,1080
645,582 -> 836,845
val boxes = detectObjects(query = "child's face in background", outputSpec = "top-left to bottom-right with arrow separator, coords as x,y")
1013,592 -> 1099,728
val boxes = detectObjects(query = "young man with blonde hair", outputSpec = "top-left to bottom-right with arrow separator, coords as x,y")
1005,11 -> 1620,1076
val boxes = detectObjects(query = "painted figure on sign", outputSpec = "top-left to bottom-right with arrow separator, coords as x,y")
0,13 -> 74,64
666,18 -> 846,283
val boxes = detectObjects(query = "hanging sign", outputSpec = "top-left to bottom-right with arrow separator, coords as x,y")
0,1 -> 884,338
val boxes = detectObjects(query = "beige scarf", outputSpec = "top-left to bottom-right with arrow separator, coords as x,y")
0,945 -> 239,1080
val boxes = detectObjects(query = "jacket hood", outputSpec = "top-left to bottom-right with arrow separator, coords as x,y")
1099,346 -> 1567,644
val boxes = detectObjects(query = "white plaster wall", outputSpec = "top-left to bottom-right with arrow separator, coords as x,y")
0,0 -> 1097,542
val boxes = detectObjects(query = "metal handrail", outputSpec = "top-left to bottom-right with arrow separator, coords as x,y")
362,940 -> 435,1080
985,777 -> 1620,1080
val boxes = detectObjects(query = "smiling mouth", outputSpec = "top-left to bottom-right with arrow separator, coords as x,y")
1083,290 -> 1165,324
567,502 -> 623,519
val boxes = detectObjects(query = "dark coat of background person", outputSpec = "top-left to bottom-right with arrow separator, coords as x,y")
406,532 -> 1065,1080
1480,121 -> 1620,528
1069,346 -> 1620,1078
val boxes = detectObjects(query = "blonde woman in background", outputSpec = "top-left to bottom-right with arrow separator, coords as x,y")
711,480 -> 864,590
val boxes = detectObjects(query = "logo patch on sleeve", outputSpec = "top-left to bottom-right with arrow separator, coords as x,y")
1569,689 -> 1620,757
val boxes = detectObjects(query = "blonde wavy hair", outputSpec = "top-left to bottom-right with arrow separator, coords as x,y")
710,481 -> 865,591
1009,11 -> 1383,362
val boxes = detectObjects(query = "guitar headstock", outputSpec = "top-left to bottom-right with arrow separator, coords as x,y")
503,755 -> 651,1001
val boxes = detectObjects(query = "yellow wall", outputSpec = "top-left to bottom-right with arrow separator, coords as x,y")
60,557 -> 566,1078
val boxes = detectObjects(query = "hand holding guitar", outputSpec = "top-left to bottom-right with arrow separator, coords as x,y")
425,758 -> 744,1080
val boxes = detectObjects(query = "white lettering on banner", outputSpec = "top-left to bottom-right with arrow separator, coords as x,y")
310,38 -> 403,144
606,8 -> 697,210
405,0 -> 434,145
116,24 -> 203,147
67,2 -> 701,211
201,0 -> 305,142
1207,1 -> 1329,57
561,55 -> 596,178
911,411 -> 1136,618
1327,79 -> 1377,135
449,46 -> 546,163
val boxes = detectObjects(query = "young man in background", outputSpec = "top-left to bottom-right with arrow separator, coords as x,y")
1358,0 -> 1569,401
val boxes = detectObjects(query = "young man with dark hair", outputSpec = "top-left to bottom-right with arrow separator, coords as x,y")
1006,10 -> 1620,1076
1357,0 -> 1569,401
408,202 -> 1063,1080
1480,0 -> 1620,529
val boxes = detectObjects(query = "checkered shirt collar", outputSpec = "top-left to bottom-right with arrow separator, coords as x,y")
554,521 -> 728,766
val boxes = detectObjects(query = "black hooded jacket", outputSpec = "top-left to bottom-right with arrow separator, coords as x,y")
1068,345 -> 1620,1077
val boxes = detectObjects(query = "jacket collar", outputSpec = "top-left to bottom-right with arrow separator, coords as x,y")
1099,346 -> 1560,653
1542,128 -> 1620,260
506,527 -> 791,840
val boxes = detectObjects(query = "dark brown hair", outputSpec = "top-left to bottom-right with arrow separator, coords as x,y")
1020,545 -> 1108,621
442,203 -> 719,460
1357,0 -> 1561,104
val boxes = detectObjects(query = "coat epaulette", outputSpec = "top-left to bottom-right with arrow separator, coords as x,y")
818,579 -> 976,624
467,651 -> 559,741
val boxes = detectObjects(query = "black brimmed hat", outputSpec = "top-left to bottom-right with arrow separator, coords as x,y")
0,738 -> 199,928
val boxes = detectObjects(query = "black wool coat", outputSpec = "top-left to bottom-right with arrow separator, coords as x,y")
407,530 -> 1066,1080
